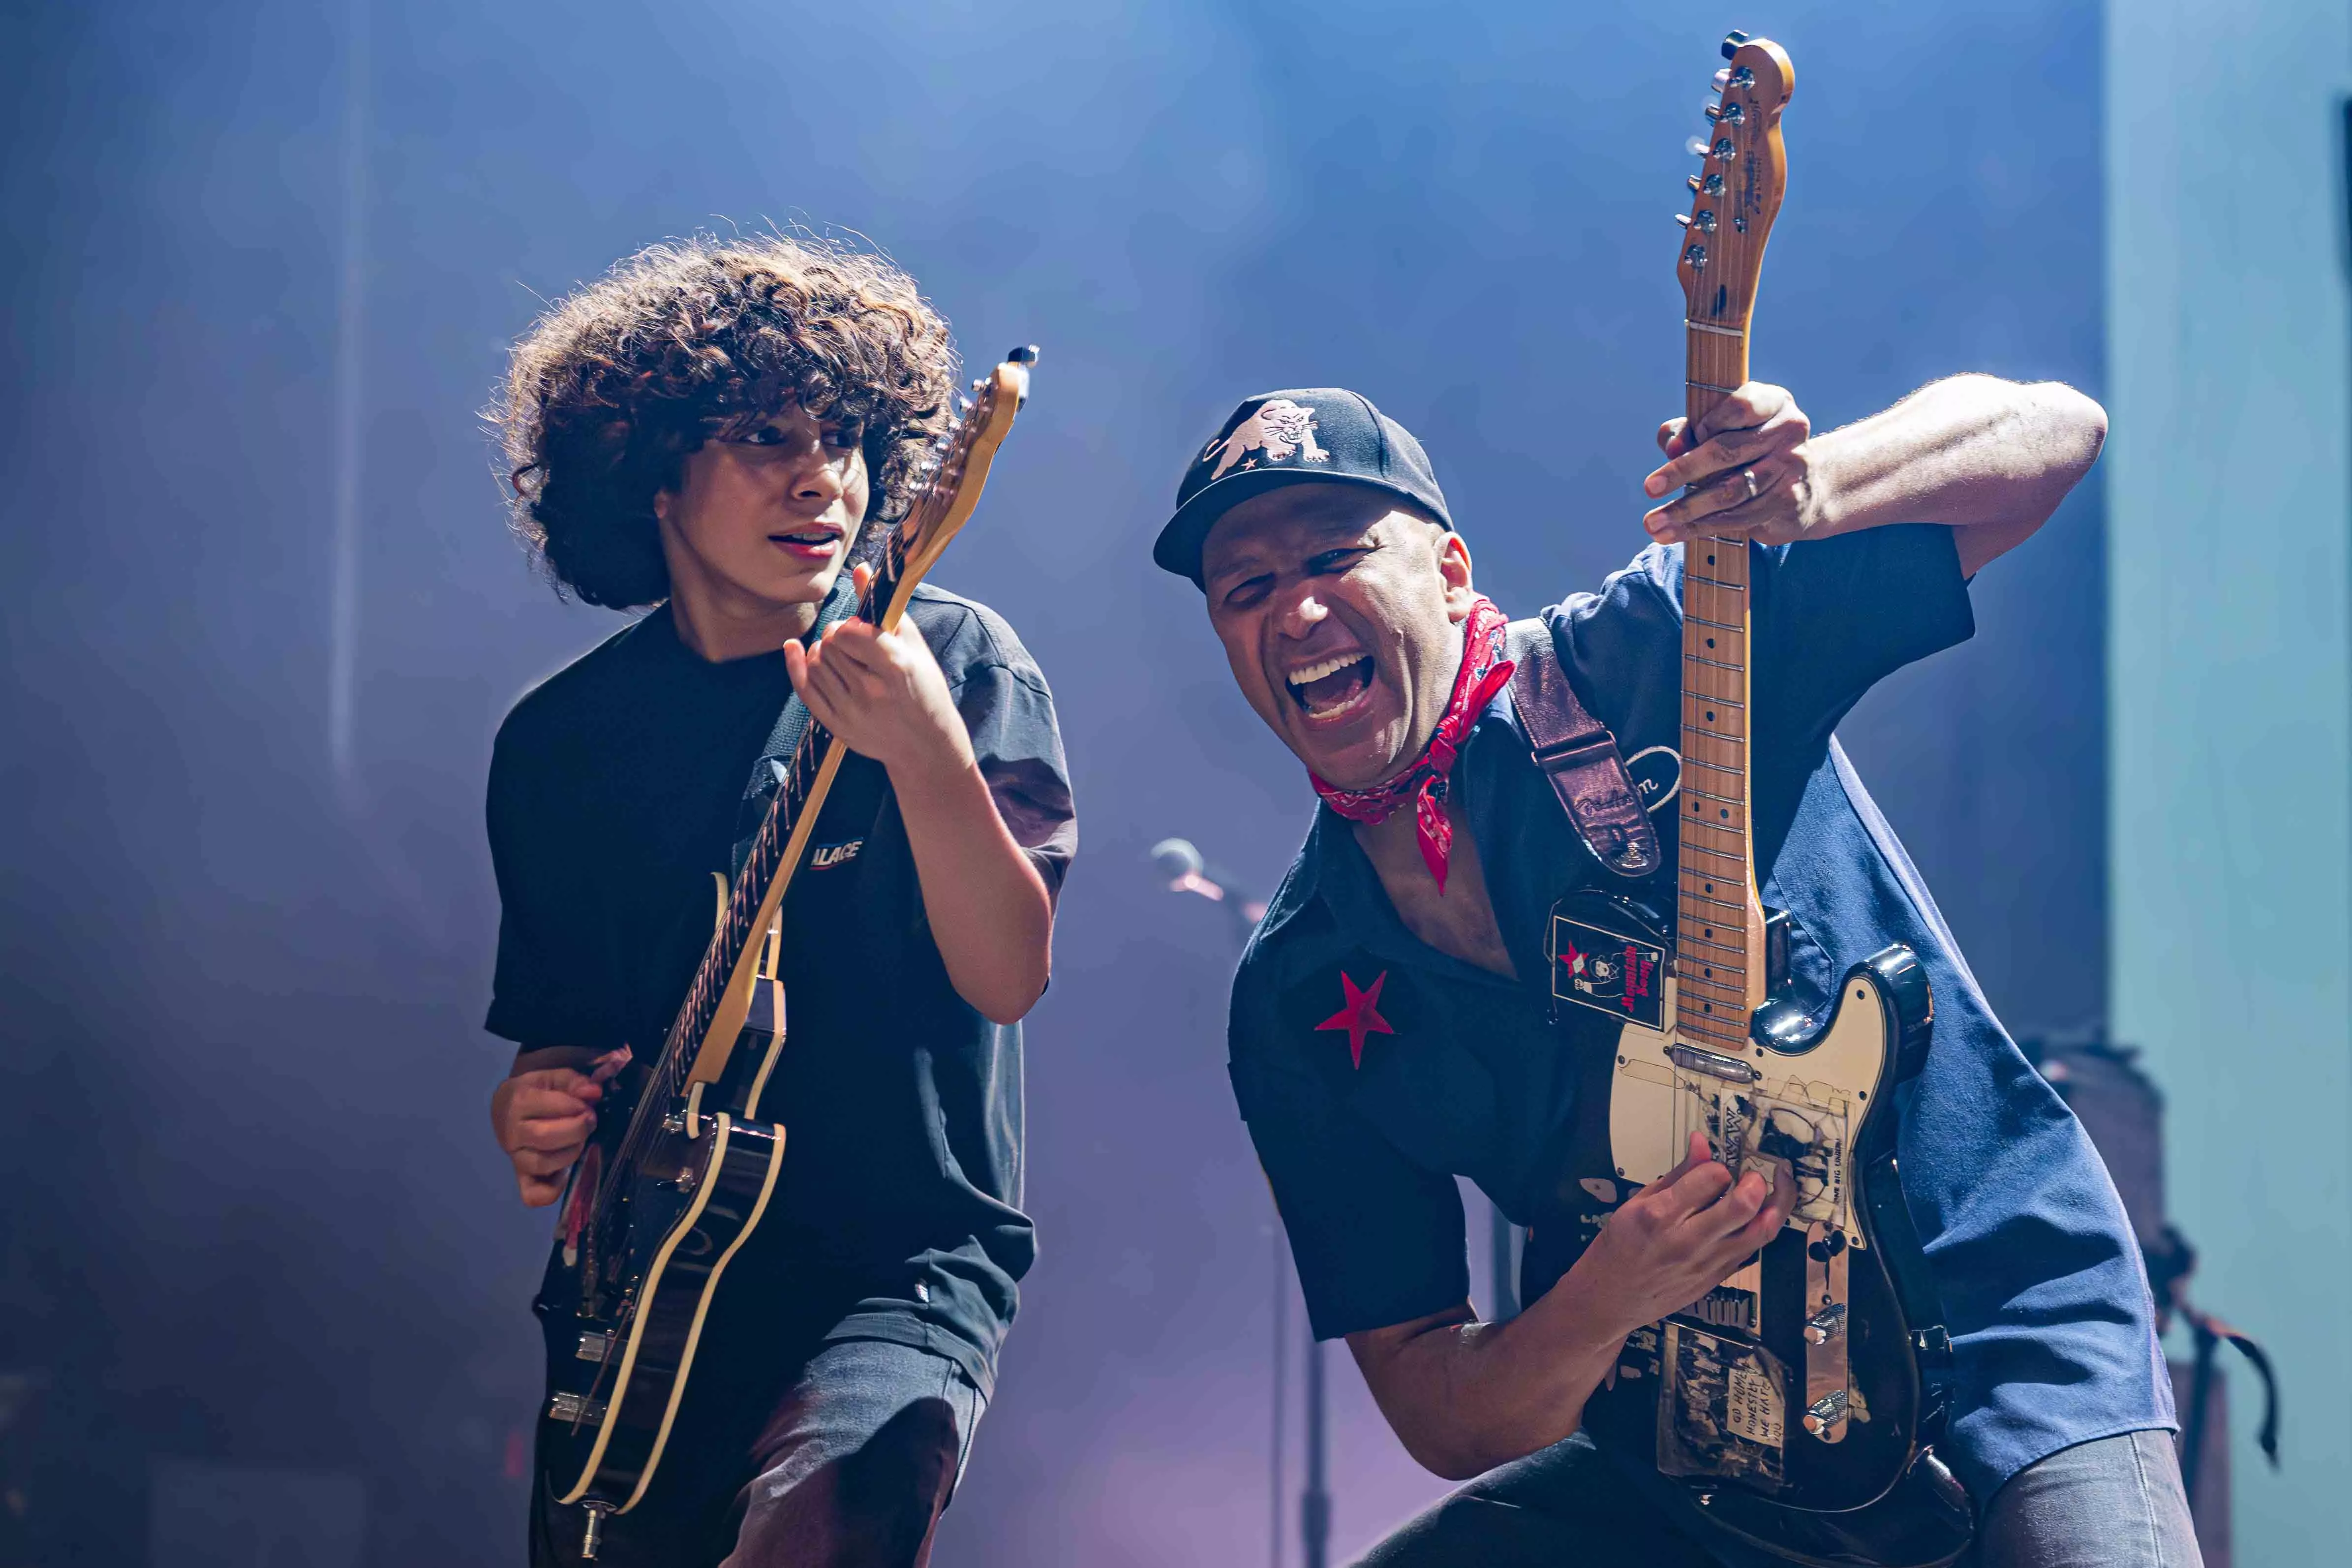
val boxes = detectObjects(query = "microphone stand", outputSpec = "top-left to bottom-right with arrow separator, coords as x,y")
1149,840 -> 1327,1568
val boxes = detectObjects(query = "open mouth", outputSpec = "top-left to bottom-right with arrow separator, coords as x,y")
769,526 -> 841,560
1285,652 -> 1375,722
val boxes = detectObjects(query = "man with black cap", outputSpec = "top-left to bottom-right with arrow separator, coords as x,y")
1159,378 -> 2198,1565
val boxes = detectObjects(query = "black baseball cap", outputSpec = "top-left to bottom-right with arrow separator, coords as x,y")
1154,388 -> 1453,588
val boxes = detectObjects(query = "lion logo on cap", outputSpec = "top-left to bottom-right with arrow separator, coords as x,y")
1202,398 -> 1331,482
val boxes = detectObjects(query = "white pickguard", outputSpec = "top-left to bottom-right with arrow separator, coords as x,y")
1608,972 -> 1891,1246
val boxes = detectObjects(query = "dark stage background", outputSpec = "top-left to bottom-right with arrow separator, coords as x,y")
0,2 -> 2103,1563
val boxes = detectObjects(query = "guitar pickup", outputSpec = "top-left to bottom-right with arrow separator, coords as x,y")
576,1331 -> 616,1363
1665,1043 -> 1761,1083
549,1391 -> 607,1428
1802,1303 -> 1847,1345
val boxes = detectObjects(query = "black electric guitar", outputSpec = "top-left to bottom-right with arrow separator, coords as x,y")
1548,36 -> 1972,1567
530,348 -> 1038,1560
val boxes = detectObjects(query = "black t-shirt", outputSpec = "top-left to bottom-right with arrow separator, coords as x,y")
485,584 -> 1076,1395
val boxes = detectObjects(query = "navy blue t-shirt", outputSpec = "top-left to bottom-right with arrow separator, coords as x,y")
1227,524 -> 2171,1511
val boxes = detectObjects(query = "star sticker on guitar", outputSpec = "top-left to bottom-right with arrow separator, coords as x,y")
1316,969 -> 1395,1069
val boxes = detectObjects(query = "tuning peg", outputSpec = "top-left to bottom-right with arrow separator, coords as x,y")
1686,135 -> 1711,158
1684,244 -> 1709,270
1007,344 -> 1039,365
1713,66 -> 1732,90
1675,214 -> 1690,228
1721,29 -> 1749,61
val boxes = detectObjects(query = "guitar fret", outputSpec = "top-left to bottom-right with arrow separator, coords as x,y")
1683,651 -> 1746,674
1680,934 -> 1746,961
1685,575 -> 1746,591
1686,612 -> 1743,631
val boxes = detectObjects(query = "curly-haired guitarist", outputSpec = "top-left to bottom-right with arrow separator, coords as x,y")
485,235 -> 1075,1568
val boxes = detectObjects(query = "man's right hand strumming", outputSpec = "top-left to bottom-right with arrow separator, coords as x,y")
1346,1133 -> 1792,1480
490,1046 -> 631,1207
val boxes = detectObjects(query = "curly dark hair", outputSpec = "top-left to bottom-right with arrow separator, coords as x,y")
493,233 -> 961,608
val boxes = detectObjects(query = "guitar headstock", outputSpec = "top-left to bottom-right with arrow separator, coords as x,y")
1676,31 -> 1794,333
890,346 -> 1037,586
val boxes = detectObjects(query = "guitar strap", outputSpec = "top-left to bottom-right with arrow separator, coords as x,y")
1503,619 -> 1661,880
731,571 -> 864,878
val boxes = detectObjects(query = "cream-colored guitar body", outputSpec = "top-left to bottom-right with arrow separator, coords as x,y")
1607,971 -> 1888,1255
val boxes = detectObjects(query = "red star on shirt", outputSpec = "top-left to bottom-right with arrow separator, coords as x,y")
1316,969 -> 1396,1069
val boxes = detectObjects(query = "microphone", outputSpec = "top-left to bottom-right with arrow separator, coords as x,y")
1149,837 -> 1268,931
1151,837 -> 1205,882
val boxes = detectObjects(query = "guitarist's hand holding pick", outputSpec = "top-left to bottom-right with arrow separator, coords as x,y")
1565,1130 -> 1795,1343
784,563 -> 974,785
1639,381 -> 1822,548
491,1046 -> 630,1207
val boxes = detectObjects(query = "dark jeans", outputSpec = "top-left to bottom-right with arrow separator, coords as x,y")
530,1340 -> 986,1568
1351,1429 -> 2200,1568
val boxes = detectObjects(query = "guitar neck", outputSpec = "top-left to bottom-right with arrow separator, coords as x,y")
1676,324 -> 1768,1046
656,527 -> 917,1092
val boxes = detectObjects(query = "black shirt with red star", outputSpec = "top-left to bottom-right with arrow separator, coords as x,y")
1223,526 -> 2172,1513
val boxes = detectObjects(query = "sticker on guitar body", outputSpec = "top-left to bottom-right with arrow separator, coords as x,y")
1658,1322 -> 1789,1487
1551,915 -> 1667,1030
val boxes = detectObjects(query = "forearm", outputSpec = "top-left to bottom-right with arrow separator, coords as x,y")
1353,1273 -> 1629,1480
1811,374 -> 2106,568
888,750 -> 1055,1025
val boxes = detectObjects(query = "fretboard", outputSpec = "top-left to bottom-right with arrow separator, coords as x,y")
1676,322 -> 1768,1049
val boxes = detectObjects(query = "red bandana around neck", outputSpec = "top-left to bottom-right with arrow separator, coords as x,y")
1311,596 -> 1514,893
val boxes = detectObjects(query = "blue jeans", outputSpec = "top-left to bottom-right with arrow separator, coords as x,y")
1350,1429 -> 2200,1568
530,1340 -> 986,1568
